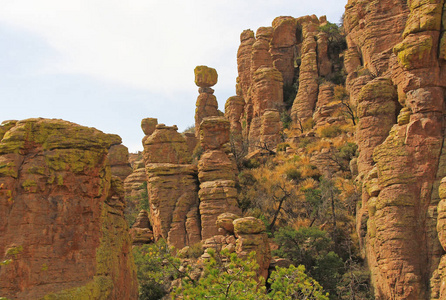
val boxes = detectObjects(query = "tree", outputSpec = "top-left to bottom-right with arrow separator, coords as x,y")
133,239 -> 182,300
173,249 -> 329,300
268,265 -> 329,300
273,227 -> 344,299
173,249 -> 265,300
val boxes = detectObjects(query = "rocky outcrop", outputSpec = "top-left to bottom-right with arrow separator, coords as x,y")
198,117 -> 241,240
202,215 -> 271,281
0,118 -> 137,299
233,14 -> 347,154
130,210 -> 153,245
248,67 -> 284,150
344,0 -> 446,299
143,124 -> 201,250
194,66 -> 219,137
225,95 -> 245,139
108,144 -> 133,181
124,165 -> 146,199
234,217 -> 271,281
260,109 -> 282,150
237,30 -> 255,99
271,17 -> 298,86
291,16 -> 321,123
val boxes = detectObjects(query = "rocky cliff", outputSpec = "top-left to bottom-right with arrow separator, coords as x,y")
343,0 -> 446,299
0,118 -> 138,299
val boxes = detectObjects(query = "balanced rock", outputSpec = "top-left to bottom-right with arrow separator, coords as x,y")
194,67 -> 220,137
194,65 -> 218,88
216,213 -> 240,234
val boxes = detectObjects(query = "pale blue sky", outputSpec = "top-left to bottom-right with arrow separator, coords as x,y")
0,1 -> 345,152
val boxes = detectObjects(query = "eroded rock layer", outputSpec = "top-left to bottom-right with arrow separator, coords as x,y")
198,117 -> 242,240
142,124 -> 201,250
0,118 -> 137,299
344,0 -> 446,299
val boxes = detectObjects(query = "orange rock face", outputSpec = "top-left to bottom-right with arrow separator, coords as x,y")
233,14 -> 346,153
198,117 -> 241,240
108,144 -> 133,181
291,16 -> 321,123
194,66 -> 220,137
248,67 -> 284,150
271,17 -> 297,86
237,30 -> 255,98
142,124 -> 201,250
234,217 -> 271,281
344,0 -> 446,299
0,118 -> 137,299
130,210 -> 153,245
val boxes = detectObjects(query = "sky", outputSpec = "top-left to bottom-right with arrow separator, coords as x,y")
0,0 -> 345,152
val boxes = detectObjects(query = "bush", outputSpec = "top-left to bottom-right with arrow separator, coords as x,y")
124,182 -> 149,226
173,249 -> 264,299
333,85 -> 349,101
317,124 -> 343,138
286,168 -> 302,181
277,143 -> 290,152
133,240 -> 181,300
243,158 -> 260,169
173,249 -> 328,300
283,83 -> 299,110
268,265 -> 329,300
280,111 -> 292,129
273,227 -> 344,298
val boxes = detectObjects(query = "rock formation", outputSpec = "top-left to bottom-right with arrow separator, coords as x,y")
130,210 -> 153,245
290,16 -> 323,123
234,217 -> 271,281
194,66 -> 219,137
271,16 -> 298,86
237,30 -> 255,99
142,123 -> 201,250
108,144 -> 133,181
248,67 -> 284,150
141,67 -> 244,251
201,214 -> 271,281
343,0 -> 446,299
231,14 -> 349,153
198,117 -> 242,240
0,118 -> 137,299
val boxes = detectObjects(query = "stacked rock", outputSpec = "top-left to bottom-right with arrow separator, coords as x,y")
197,117 -> 242,240
194,66 -> 220,137
142,122 -> 201,250
130,210 -> 153,245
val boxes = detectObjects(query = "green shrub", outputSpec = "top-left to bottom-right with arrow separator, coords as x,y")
192,144 -> 203,160
277,143 -> 290,152
280,111 -> 292,129
172,249 -> 328,300
273,227 -> 344,299
243,158 -> 260,169
283,82 -> 299,110
286,168 -> 302,181
318,125 -> 343,138
268,265 -> 329,300
133,240 -> 181,300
